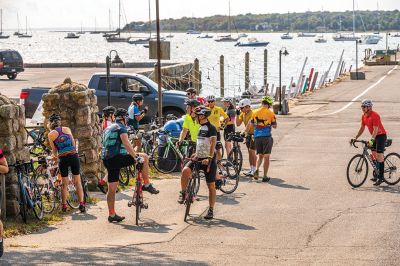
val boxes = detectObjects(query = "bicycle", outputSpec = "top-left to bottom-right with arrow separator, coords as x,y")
226,132 -> 244,174
183,158 -> 202,222
347,139 -> 400,187
9,160 -> 43,223
127,156 -> 148,225
217,159 -> 240,194
25,126 -> 51,157
151,130 -> 194,174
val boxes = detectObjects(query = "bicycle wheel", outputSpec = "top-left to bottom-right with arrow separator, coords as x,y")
31,180 -> 44,220
152,144 -> 179,174
66,174 -> 79,209
19,180 -> 28,223
383,153 -> 400,185
216,141 -> 224,159
135,176 -> 142,226
119,166 -> 133,186
194,171 -> 203,195
184,173 -> 197,222
36,174 -> 56,214
219,160 -> 240,194
227,148 -> 243,174
346,154 -> 369,188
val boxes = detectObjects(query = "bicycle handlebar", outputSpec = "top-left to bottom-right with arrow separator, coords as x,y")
351,139 -> 368,149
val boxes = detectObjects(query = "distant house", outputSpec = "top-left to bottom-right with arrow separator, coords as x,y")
255,22 -> 272,31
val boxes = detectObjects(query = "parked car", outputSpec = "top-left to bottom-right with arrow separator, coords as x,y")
20,72 -> 187,123
0,49 -> 24,80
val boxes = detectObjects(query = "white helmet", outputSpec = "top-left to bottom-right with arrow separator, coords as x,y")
222,96 -> 234,104
206,95 -> 216,102
238,98 -> 251,108
361,99 -> 373,107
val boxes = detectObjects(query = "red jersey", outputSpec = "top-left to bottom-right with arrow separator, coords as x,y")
0,149 -> 4,160
361,111 -> 386,135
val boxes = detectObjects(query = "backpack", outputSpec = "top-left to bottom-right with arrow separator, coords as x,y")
102,124 -> 126,160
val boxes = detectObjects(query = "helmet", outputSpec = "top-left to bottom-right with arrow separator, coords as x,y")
195,106 -> 212,117
222,97 -> 234,104
49,113 -> 61,123
132,94 -> 144,102
238,98 -> 251,108
165,114 -> 177,121
361,99 -> 373,107
262,96 -> 274,105
102,106 -> 116,116
206,95 -> 216,102
185,98 -> 200,107
185,87 -> 196,94
115,108 -> 129,119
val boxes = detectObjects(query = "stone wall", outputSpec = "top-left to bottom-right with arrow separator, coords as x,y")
41,78 -> 102,184
0,93 -> 30,217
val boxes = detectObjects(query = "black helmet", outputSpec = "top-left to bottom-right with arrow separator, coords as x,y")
132,94 -> 144,102
115,108 -> 129,119
185,87 -> 196,94
194,106 -> 211,117
49,113 -> 61,123
185,98 -> 200,107
102,106 -> 116,116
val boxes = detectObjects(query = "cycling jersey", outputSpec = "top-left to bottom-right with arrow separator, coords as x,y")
128,104 -> 141,129
196,121 -> 217,159
251,106 -> 277,138
163,119 -> 183,138
225,107 -> 236,123
102,122 -> 128,160
53,127 -> 77,158
362,111 -> 387,135
183,114 -> 201,141
197,97 -> 206,106
207,106 -> 228,131
239,110 -> 254,135
102,120 -> 114,130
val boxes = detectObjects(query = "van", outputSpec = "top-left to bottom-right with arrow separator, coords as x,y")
0,49 -> 24,80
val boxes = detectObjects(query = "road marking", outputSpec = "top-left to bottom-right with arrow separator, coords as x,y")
324,65 -> 398,116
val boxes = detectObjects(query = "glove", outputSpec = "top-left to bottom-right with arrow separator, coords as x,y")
368,138 -> 375,147
236,108 -> 241,116
142,106 -> 149,114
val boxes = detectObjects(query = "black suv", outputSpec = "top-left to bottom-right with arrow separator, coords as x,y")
0,49 -> 24,80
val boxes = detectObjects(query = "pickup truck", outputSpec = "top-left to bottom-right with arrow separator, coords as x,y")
21,72 -> 187,123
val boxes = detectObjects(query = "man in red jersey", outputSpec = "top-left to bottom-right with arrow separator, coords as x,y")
186,87 -> 206,106
351,99 -> 387,186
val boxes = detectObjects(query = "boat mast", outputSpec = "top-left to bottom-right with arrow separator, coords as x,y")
228,0 -> 231,36
287,11 -> 290,33
17,13 -> 20,33
352,0 -> 355,35
25,16 -> 28,35
1,9 -> 3,34
118,0 -> 121,37
148,0 -> 151,38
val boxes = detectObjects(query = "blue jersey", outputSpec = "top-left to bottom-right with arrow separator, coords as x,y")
128,104 -> 141,129
163,119 -> 183,138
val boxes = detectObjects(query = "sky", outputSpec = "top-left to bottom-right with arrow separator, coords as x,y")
1,0 -> 399,30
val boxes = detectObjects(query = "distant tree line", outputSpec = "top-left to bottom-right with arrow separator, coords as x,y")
123,10 -> 400,32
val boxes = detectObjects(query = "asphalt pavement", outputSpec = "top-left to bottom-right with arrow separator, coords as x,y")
2,65 -> 400,265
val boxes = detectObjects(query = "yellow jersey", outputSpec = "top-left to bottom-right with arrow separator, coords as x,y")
207,106 -> 228,130
239,110 -> 254,135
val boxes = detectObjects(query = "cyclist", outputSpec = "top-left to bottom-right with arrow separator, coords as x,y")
178,106 -> 218,220
163,117 -> 184,138
47,114 -> 86,213
102,108 -> 159,223
0,148 -> 9,257
186,87 -> 206,106
222,97 -> 236,156
205,95 -> 228,161
128,94 -> 148,152
351,99 -> 387,186
178,99 -> 201,143
102,106 -> 116,130
250,96 -> 277,182
98,106 -> 117,191
237,98 -> 256,176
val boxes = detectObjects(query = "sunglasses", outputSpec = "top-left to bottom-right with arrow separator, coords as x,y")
208,101 -> 215,103
361,106 -> 368,108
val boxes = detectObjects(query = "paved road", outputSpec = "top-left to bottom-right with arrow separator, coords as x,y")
3,65 -> 400,265
0,67 -> 152,98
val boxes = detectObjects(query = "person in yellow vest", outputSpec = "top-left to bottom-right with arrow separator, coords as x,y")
248,96 -> 277,182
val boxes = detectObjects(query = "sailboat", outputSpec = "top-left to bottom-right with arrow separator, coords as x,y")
103,9 -> 118,37
0,9 -> 10,39
18,16 -> 32,38
298,11 -> 316,37
13,13 -> 22,36
90,18 -> 100,34
215,0 -> 240,42
106,0 -> 130,42
315,10 -> 327,43
186,16 -> 201,34
361,2 -> 382,44
64,32 -> 80,39
77,22 -> 85,34
333,0 -> 360,41
281,12 -> 293,39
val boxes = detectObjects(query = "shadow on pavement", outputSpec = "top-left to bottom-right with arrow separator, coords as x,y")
71,211 -> 98,221
268,178 -> 310,190
0,79 -> 28,82
354,185 -> 400,194
117,219 -> 175,234
3,245 -> 208,265
193,218 -> 256,231
217,192 -> 246,205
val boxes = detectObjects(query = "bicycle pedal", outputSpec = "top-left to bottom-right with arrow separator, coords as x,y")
142,203 -> 148,209
127,201 -> 133,207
